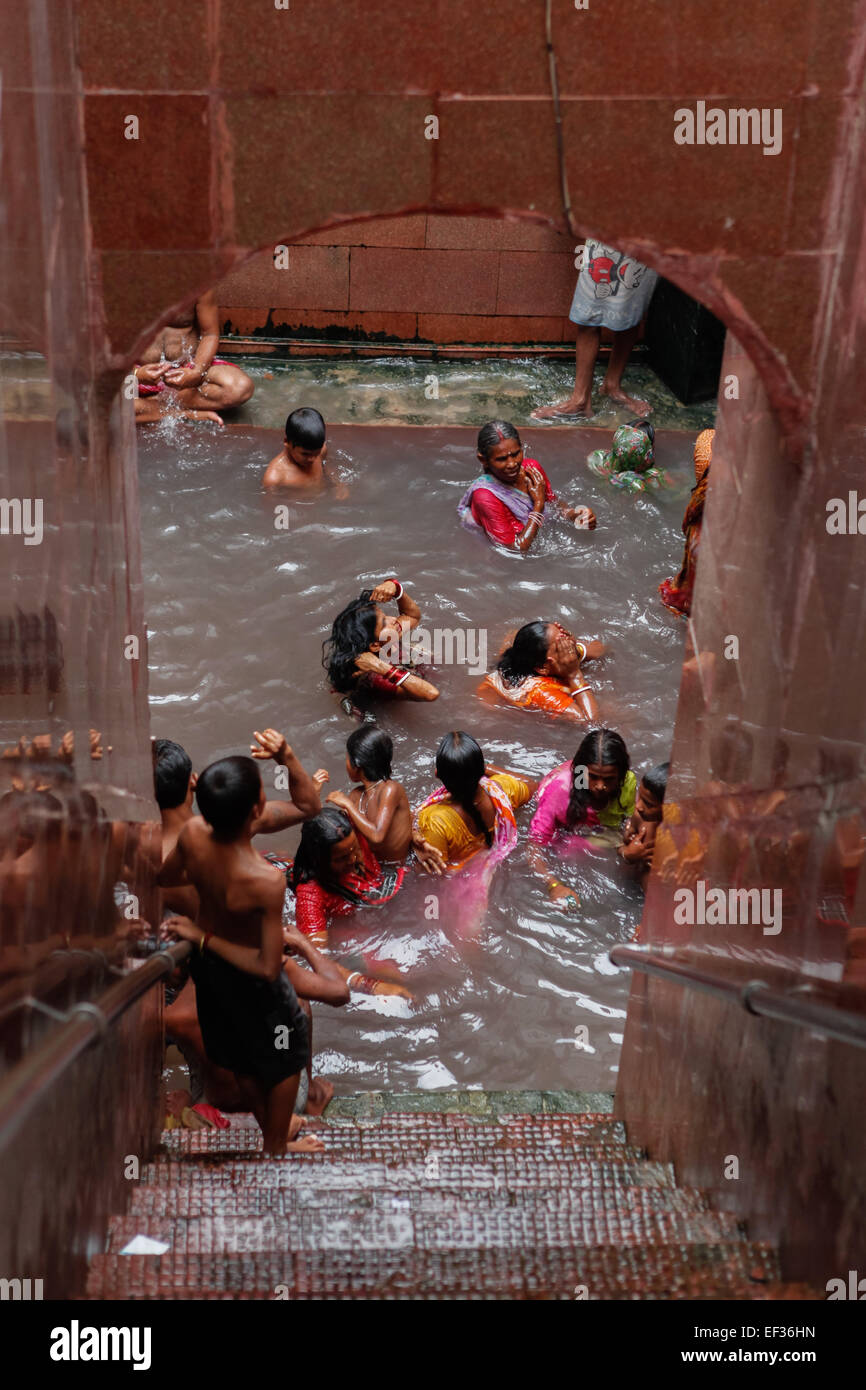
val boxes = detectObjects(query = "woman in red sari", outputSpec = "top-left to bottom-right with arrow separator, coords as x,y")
659,428 -> 714,618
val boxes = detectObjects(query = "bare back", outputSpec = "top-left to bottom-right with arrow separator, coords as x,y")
178,817 -> 284,947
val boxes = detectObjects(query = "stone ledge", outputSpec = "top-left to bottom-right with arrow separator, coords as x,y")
325,1090 -> 615,1119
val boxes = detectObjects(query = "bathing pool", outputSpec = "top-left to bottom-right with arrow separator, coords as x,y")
140,419 -> 695,1093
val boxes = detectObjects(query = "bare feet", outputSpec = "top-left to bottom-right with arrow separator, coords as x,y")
285,1134 -> 325,1154
531,397 -> 593,421
599,384 -> 651,415
305,1078 -> 335,1116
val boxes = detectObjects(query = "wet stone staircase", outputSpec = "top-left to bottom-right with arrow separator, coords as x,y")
85,1093 -> 815,1301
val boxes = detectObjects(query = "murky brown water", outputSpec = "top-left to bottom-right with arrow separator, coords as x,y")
140,420 -> 695,1092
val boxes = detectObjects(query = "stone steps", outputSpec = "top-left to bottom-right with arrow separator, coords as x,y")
86,1243 -> 787,1301
85,1098 -> 818,1300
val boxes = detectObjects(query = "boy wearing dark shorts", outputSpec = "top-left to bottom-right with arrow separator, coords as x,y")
160,755 -> 326,1154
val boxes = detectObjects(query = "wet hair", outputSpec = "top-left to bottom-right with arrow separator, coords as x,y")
289,806 -> 363,903
626,417 -> 655,447
347,726 -> 393,782
477,419 -> 521,464
153,738 -> 193,810
195,755 -> 262,839
497,621 -> 550,686
566,728 -> 631,830
285,407 -> 326,451
641,762 -> 669,804
435,731 -> 492,848
323,590 -> 378,692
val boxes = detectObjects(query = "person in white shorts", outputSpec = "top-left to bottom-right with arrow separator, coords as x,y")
533,240 -> 658,419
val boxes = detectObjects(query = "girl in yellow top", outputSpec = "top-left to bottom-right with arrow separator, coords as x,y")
415,732 -> 536,873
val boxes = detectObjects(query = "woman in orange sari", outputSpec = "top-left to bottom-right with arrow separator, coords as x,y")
659,428 -> 714,618
478,621 -> 604,723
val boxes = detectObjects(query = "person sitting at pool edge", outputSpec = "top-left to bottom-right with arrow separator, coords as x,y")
479,620 -> 605,723
528,728 -> 636,909
263,406 -> 334,491
415,731 -> 537,871
134,290 -> 254,426
457,420 -> 596,552
325,727 -> 415,864
618,761 -> 669,885
323,578 -> 440,704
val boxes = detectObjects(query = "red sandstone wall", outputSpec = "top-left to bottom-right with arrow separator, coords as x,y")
75,0 -> 865,451
213,214 -> 584,347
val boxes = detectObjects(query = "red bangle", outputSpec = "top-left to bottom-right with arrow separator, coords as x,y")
388,578 -> 404,600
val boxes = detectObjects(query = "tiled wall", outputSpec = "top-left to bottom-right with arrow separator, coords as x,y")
214,215 -> 585,346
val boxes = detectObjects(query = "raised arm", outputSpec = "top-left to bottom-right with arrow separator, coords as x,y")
250,729 -> 322,829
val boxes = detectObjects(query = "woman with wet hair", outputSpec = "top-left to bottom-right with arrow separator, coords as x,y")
528,728 -> 636,910
415,731 -> 536,872
479,619 -> 605,722
322,577 -> 439,705
288,806 -> 410,998
457,420 -> 596,553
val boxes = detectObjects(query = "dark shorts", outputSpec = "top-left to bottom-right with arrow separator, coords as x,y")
189,949 -> 310,1091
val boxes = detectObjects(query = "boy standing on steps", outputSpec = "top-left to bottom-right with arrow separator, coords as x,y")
160,754 -> 336,1155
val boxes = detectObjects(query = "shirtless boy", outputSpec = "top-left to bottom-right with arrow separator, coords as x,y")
161,755 -> 347,1154
263,407 -> 330,489
155,731 -> 338,1118
326,727 -> 413,863
133,290 -> 254,425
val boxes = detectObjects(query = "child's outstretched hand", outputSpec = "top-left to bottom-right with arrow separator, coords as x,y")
312,768 -> 330,790
251,728 -> 291,765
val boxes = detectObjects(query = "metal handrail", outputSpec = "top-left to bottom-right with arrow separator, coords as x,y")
610,944 -> 866,1050
0,941 -> 191,1148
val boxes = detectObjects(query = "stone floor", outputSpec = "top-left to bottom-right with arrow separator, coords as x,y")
225,353 -> 717,432
86,1094 -> 820,1301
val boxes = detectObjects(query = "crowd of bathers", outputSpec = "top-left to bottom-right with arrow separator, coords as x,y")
136,403 -> 720,1155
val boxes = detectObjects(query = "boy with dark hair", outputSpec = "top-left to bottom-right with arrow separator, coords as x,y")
263,406 -> 330,490
619,761 -> 669,881
160,754 -> 345,1154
